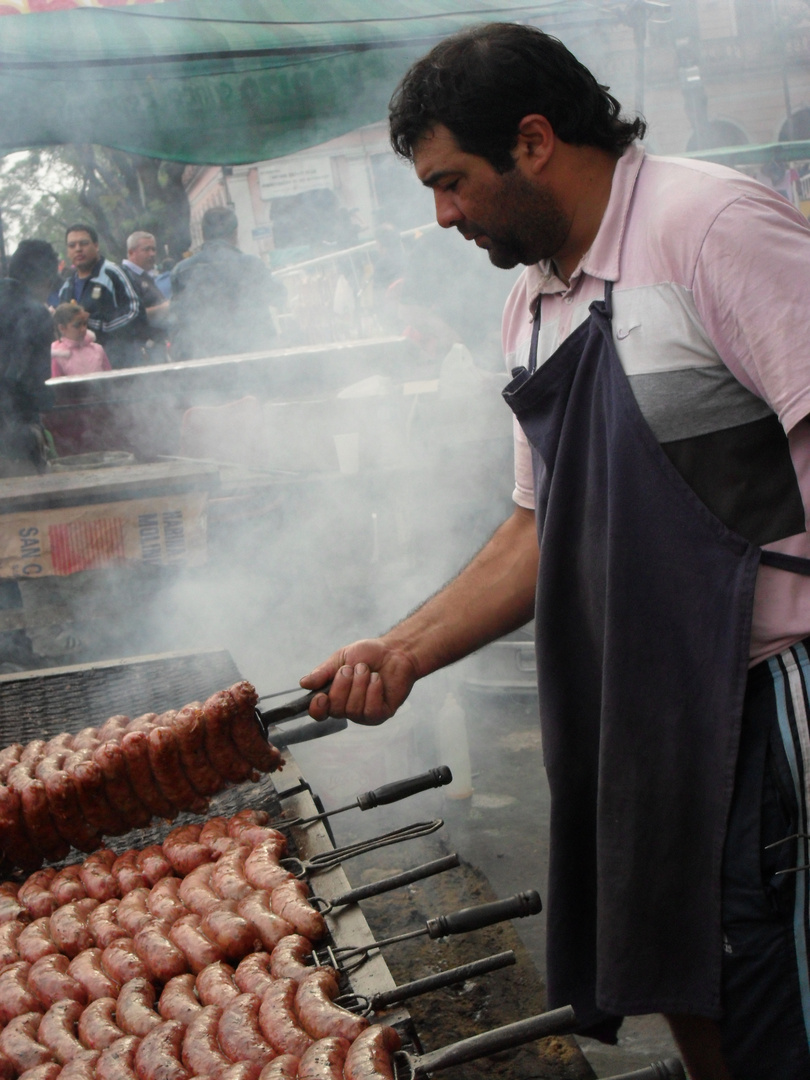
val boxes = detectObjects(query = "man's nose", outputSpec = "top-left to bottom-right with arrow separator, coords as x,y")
434,190 -> 463,230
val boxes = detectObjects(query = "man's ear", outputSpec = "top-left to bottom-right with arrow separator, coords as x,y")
515,114 -> 555,174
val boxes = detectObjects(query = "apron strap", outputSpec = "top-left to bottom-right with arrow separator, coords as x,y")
528,279 -> 613,375
759,549 -> 810,577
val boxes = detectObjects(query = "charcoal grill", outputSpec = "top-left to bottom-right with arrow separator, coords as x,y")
0,649 -> 681,1079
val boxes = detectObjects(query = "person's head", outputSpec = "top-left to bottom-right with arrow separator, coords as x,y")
65,224 -> 100,277
201,206 -> 239,245
389,22 -> 645,171
127,231 -> 158,272
54,301 -> 89,343
7,239 -> 59,302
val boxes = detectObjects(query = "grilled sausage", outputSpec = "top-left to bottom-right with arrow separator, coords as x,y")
295,968 -> 368,1042
69,758 -> 126,836
229,699 -> 284,775
134,1020 -> 190,1080
198,816 -> 232,855
0,1012 -> 52,1073
0,917 -> 23,967
270,879 -> 326,942
147,729 -> 208,817
59,1049 -> 101,1080
0,783 -> 40,870
79,850 -> 119,903
269,934 -> 317,982
116,978 -> 162,1037
157,974 -> 201,1026
88,899 -> 129,949
0,744 -> 23,782
195,961 -> 240,1007
97,716 -> 130,744
177,862 -> 219,916
20,741 -> 46,766
219,1065 -> 263,1080
100,938 -> 150,985
71,728 -> 100,750
44,770 -> 103,853
18,1062 -> 62,1080
202,690 -> 255,783
0,889 -> 24,927
49,898 -> 98,958
133,920 -> 189,984
212,844 -> 253,900
50,865 -> 87,906
119,731 -> 178,821
343,1024 -> 401,1080
68,947 -> 120,1001
125,712 -> 159,734
258,1054 -> 300,1080
298,1036 -> 352,1080
110,850 -> 148,895
93,743 -> 151,829
135,846 -> 174,888
38,998 -> 85,1062
161,823 -> 211,877
18,868 -> 58,919
96,1034 -> 140,1080
200,899 -> 257,962
181,1004 -> 232,1076
147,878 -> 187,925
234,952 -> 275,997
18,918 -> 58,965
172,704 -> 226,797
238,891 -> 293,952
218,992 -> 275,1066
258,977 -> 313,1058
168,912 -> 225,974
34,752 -> 68,781
0,961 -> 42,1023
244,840 -> 294,892
116,889 -> 153,937
78,996 -> 125,1051
19,776 -> 70,860
28,953 -> 88,1010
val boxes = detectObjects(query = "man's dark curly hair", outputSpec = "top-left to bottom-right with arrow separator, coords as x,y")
389,22 -> 646,172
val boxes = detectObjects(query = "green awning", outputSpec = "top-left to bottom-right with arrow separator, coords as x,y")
0,0 -> 580,164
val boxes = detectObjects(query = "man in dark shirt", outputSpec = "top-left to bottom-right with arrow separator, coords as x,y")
169,206 -> 284,361
57,223 -> 141,369
121,230 -> 170,364
0,239 -> 58,475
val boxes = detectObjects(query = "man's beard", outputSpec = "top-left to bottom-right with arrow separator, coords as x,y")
471,170 -> 570,269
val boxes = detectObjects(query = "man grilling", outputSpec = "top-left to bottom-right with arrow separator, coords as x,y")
300,23 -> 810,1080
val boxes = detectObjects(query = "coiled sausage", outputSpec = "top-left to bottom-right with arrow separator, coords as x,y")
211,844 -> 253,900
0,918 -> 23,967
147,878 -> 187,925
238,891 -> 293,952
133,920 -> 189,984
298,1036 -> 352,1080
96,1034 -> 140,1080
195,961 -> 240,1007
50,865 -> 87,907
180,1004 -> 232,1076
110,850 -> 148,895
134,1019 -> 190,1080
135,846 -> 173,888
28,953 -> 88,1010
116,977 -> 162,1037
68,947 -> 120,1001
269,934 -> 317,983
157,974 -> 201,1026
100,938 -> 149,985
161,823 -> 211,877
343,1024 -> 401,1080
18,868 -> 58,919
258,1054 -> 300,1080
0,1012 -> 52,1073
18,918 -> 58,965
116,889 -> 153,937
173,704 -> 225,797
218,992 -> 275,1067
59,1049 -> 101,1080
295,968 -> 368,1042
119,731 -> 177,821
147,729 -> 208,817
168,912 -> 225,974
78,997 -> 125,1051
244,840 -> 294,892
234,952 -> 275,997
49,897 -> 98,958
200,899 -> 257,962
258,978 -> 313,1058
79,850 -> 119,903
201,690 -> 254,783
270,880 -> 326,942
0,961 -> 42,1023
177,862 -> 219,916
88,899 -> 128,950
38,998 -> 85,1062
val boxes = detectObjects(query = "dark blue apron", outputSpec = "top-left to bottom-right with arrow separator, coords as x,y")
502,282 -> 810,1035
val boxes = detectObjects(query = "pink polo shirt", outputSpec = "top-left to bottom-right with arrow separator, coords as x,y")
503,143 -> 810,664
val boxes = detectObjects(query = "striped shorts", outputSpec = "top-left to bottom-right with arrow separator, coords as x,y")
721,639 -> 810,1079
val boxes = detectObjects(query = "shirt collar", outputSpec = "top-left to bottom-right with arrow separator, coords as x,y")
522,142 -> 646,298
123,259 -> 145,275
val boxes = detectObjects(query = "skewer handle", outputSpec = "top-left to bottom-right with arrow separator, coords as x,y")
426,889 -> 542,938
357,766 -> 453,809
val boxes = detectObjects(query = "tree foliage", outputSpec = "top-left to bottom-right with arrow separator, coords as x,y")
0,144 -> 192,267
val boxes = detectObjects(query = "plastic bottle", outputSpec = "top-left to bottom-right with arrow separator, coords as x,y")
436,692 -> 473,799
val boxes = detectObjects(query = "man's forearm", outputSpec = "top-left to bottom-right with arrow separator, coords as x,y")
382,505 -> 539,679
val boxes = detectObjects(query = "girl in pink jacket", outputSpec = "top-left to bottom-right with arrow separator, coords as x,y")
51,302 -> 111,377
